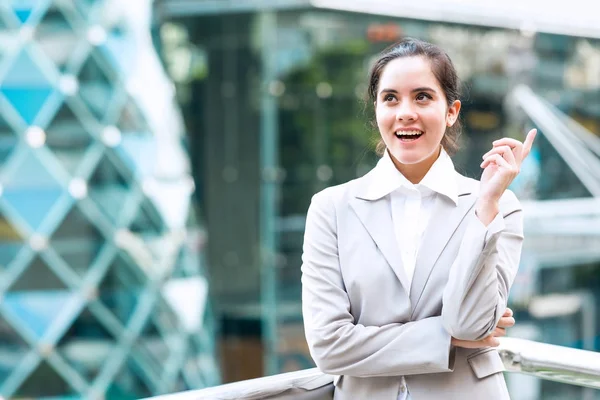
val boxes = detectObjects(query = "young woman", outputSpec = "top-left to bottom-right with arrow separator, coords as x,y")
301,38 -> 536,399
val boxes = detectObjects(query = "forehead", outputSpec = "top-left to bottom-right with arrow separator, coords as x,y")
378,56 -> 441,91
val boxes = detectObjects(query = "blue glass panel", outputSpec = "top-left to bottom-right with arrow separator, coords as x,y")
88,154 -> 132,224
0,314 -> 31,386
0,87 -> 54,125
0,135 -> 17,168
14,9 -> 32,24
0,243 -> 22,269
116,98 -> 149,133
118,135 -> 155,178
2,48 -> 51,86
56,306 -> 117,385
2,188 -> 64,231
101,34 -> 135,76
3,290 -> 74,339
14,360 -> 74,397
98,253 -> 146,326
4,148 -> 61,187
9,0 -> 52,24
2,149 -> 67,231
45,103 -> 94,173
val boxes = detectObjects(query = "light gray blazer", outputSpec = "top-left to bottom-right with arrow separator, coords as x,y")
301,167 -> 524,400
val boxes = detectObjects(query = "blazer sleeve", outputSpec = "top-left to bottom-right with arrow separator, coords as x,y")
301,189 -> 454,378
441,190 -> 524,341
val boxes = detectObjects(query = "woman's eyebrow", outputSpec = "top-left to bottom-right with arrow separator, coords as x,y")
379,87 -> 437,95
412,86 -> 437,93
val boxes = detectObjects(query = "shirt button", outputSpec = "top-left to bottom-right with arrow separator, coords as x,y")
400,385 -> 406,393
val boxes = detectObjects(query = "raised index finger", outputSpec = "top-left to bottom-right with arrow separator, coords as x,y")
522,128 -> 537,159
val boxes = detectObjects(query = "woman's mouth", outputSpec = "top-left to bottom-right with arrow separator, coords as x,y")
394,130 -> 424,143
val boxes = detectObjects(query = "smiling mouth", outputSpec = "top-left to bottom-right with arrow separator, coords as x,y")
395,130 -> 424,142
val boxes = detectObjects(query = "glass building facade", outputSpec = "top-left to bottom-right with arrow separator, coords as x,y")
156,3 -> 600,399
0,0 -> 217,398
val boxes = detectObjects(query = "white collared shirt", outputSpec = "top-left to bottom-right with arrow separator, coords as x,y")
369,148 -> 458,400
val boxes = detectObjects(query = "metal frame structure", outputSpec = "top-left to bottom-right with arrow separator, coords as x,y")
0,0 -> 218,397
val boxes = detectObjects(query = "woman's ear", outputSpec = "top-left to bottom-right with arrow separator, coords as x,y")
446,100 -> 461,126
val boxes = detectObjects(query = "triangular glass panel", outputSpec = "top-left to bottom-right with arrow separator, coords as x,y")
0,116 -> 18,169
117,134 -> 155,179
105,355 -> 153,399
135,321 -> 170,376
76,53 -> 117,122
1,149 -> 65,231
115,97 -> 150,134
0,202 -> 24,269
0,313 -> 32,386
101,32 -> 136,77
72,0 -> 96,21
88,154 -> 133,224
3,290 -> 75,340
13,8 -> 32,24
1,47 -> 50,86
162,277 -> 208,334
0,48 -> 55,125
13,360 -> 76,397
46,102 -> 94,173
9,255 -> 69,292
0,242 -> 23,270
150,299 -> 181,338
182,352 -> 206,388
56,305 -> 117,385
97,253 -> 147,327
4,256 -> 71,339
1,88 -> 54,126
51,206 -> 104,278
9,0 -> 52,24
129,197 -> 166,236
34,4 -> 78,72
170,247 -> 191,279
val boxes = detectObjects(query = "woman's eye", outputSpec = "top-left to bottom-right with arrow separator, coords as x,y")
416,93 -> 431,101
384,95 -> 396,102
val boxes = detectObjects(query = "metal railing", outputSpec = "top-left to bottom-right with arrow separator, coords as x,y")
147,337 -> 600,399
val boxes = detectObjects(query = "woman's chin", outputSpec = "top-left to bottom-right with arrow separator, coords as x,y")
388,149 -> 427,166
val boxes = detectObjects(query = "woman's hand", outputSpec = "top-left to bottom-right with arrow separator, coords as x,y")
476,129 -> 537,225
451,308 -> 515,349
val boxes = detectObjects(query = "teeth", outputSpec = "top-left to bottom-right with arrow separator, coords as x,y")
396,130 -> 423,136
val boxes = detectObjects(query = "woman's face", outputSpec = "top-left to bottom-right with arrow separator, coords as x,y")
375,56 -> 460,169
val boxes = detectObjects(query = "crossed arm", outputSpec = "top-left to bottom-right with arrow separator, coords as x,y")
301,190 -> 523,377
442,193 -> 523,342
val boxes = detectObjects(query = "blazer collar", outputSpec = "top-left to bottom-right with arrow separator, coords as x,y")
349,164 -> 479,300
356,149 -> 460,204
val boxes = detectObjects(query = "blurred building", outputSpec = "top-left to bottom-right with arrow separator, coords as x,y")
154,1 -> 600,398
0,0 -> 218,398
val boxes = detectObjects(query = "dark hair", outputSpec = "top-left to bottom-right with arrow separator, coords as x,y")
367,38 -> 462,155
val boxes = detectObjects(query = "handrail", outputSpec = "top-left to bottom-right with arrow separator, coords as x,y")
146,337 -> 600,399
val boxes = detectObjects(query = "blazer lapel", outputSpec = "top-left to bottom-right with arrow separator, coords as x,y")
349,196 -> 411,294
409,175 -> 477,312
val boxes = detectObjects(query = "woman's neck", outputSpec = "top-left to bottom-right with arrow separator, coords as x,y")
389,147 -> 442,184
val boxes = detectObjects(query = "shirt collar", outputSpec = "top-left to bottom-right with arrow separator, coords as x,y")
364,148 -> 459,205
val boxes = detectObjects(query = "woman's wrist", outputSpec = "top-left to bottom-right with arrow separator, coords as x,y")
475,198 -> 499,227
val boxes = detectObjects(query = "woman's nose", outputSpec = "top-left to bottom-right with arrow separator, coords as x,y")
396,103 -> 418,121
